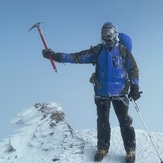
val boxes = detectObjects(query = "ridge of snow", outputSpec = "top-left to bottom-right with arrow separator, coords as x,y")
0,102 -> 163,163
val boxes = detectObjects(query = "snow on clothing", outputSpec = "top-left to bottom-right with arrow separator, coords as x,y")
55,34 -> 139,97
43,32 -> 138,157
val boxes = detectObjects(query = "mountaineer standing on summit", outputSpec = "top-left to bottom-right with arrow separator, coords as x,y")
42,22 -> 141,163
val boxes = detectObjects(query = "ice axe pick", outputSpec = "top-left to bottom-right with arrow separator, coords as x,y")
29,22 -> 57,72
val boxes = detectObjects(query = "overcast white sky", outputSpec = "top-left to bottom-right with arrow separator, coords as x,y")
1,0 -> 163,141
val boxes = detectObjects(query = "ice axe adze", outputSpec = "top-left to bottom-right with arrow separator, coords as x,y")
29,22 -> 57,72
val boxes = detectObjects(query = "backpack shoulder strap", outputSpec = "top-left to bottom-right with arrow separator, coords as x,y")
118,43 -> 127,62
90,44 -> 102,65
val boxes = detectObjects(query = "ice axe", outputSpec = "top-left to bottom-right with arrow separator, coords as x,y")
29,22 -> 57,72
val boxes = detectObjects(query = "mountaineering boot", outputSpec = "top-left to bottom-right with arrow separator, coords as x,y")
94,149 -> 108,162
126,149 -> 136,163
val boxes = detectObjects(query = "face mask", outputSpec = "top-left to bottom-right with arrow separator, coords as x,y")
101,26 -> 117,48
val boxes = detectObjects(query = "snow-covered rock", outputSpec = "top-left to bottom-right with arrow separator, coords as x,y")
0,102 -> 163,163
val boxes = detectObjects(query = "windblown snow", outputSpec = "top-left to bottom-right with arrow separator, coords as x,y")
0,102 -> 163,163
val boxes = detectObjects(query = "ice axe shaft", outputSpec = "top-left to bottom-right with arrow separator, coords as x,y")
29,22 -> 57,72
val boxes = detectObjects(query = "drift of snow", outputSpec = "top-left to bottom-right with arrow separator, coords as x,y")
0,102 -> 163,163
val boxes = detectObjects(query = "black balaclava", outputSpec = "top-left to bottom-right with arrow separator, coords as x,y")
101,22 -> 118,49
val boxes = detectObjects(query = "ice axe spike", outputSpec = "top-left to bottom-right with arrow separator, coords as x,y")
29,22 -> 57,72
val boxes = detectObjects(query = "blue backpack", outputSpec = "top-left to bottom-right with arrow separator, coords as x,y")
118,33 -> 132,52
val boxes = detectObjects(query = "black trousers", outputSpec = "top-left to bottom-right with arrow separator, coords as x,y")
95,96 -> 136,152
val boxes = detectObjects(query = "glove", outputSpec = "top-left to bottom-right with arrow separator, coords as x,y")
128,84 -> 142,101
42,49 -> 55,59
42,49 -> 62,62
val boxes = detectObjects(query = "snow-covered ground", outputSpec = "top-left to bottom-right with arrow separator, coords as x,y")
0,102 -> 163,163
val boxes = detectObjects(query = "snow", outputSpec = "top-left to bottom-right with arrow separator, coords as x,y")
0,102 -> 163,163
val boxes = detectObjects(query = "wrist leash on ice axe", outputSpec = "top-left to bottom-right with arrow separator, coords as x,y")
130,98 -> 163,163
29,22 -> 57,72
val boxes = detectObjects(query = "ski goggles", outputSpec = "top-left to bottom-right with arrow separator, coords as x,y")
101,28 -> 117,41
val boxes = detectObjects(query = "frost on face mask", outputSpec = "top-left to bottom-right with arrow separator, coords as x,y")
101,22 -> 119,48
